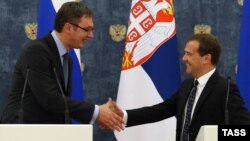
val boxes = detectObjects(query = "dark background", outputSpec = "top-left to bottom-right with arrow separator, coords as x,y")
0,0 -> 244,140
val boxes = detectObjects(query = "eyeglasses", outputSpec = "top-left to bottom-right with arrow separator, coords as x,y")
69,22 -> 93,33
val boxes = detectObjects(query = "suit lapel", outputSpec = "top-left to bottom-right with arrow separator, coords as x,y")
191,71 -> 219,121
42,34 -> 67,94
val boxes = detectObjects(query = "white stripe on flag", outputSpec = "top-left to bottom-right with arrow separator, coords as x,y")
52,0 -> 75,12
115,66 -> 176,141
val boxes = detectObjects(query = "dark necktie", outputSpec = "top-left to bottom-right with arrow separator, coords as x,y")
182,80 -> 199,141
63,53 -> 69,90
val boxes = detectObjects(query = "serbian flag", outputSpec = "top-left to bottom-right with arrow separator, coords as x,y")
115,0 -> 181,141
37,0 -> 84,122
236,0 -> 250,110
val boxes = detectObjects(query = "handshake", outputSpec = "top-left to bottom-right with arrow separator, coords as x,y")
97,98 -> 125,132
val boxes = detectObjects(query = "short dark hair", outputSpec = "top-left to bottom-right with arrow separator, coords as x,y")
186,34 -> 221,65
54,2 -> 93,32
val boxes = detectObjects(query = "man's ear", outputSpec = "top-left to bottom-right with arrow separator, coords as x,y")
203,54 -> 212,64
63,23 -> 73,34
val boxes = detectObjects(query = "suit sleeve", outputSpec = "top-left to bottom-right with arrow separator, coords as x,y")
126,92 -> 178,127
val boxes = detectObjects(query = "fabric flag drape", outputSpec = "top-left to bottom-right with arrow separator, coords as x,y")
115,0 -> 181,141
236,0 -> 250,110
37,0 -> 84,122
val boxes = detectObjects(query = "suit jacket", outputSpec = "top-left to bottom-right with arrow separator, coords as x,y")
126,70 -> 250,141
1,33 -> 95,123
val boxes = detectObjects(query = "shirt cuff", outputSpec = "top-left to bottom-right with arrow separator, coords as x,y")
123,110 -> 128,126
90,105 -> 99,124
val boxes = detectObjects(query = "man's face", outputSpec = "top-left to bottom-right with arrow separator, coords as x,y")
182,40 -> 204,78
68,16 -> 94,49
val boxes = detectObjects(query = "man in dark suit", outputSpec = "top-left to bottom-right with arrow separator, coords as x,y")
1,2 -> 123,131
110,34 -> 250,140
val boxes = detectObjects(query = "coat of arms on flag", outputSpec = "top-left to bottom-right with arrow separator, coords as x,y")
123,0 -> 176,70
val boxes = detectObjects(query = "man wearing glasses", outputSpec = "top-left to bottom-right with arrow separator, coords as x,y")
1,2 -> 124,131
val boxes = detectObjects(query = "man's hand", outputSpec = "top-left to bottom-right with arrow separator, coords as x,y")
109,99 -> 124,118
97,98 -> 124,131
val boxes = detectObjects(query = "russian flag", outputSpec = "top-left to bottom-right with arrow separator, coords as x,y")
115,0 -> 181,141
236,0 -> 250,110
37,0 -> 84,122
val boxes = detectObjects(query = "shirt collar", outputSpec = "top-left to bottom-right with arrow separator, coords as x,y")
196,68 -> 216,87
51,30 -> 67,57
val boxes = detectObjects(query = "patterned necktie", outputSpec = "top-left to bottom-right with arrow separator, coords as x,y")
182,80 -> 199,141
63,53 -> 69,90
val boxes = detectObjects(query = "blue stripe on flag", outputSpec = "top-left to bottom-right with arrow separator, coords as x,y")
37,0 -> 56,38
236,0 -> 250,110
69,49 -> 84,101
142,35 -> 181,99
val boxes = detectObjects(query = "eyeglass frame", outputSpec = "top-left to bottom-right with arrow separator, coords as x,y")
68,22 -> 93,33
